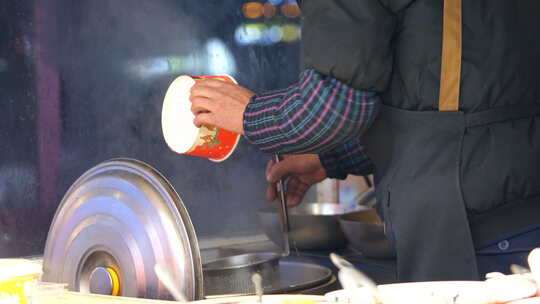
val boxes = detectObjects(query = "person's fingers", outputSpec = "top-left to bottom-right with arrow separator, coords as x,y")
267,157 -> 312,183
195,79 -> 229,88
285,177 -> 309,207
265,158 -> 276,181
193,112 -> 215,128
190,97 -> 213,115
266,182 -> 277,201
285,178 -> 298,206
266,159 -> 293,183
266,158 -> 278,201
190,84 -> 222,100
196,80 -> 254,102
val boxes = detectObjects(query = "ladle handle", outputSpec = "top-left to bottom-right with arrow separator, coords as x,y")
274,154 -> 290,233
274,154 -> 290,256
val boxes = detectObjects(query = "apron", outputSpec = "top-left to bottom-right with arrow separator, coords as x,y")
364,0 -> 540,281
363,0 -> 477,281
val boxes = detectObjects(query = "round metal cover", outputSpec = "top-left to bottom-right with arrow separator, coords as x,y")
42,158 -> 204,301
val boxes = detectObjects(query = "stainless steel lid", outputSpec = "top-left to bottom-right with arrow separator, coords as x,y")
42,159 -> 204,301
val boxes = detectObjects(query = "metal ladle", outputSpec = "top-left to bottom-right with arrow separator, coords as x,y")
274,154 -> 291,256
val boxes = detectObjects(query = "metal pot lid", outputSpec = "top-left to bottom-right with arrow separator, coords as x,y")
42,158 -> 204,301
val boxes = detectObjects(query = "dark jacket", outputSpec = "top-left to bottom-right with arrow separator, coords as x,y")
302,0 -> 540,281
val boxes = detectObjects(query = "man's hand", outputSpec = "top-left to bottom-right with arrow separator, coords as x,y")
266,154 -> 327,207
189,79 -> 254,135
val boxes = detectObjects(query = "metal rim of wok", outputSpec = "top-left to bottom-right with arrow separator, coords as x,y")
41,158 -> 204,301
203,260 -> 333,296
265,261 -> 333,294
257,202 -> 371,251
202,252 -> 281,272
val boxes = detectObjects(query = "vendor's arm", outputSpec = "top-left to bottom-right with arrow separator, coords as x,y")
245,0 -> 395,154
265,143 -> 374,206
318,138 -> 374,179
243,69 -> 380,154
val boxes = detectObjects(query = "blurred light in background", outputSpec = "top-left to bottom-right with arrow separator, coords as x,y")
280,24 -> 301,42
13,36 -> 33,56
127,38 -> 236,79
235,23 -> 300,46
243,1 -> 300,20
242,2 -> 263,19
235,23 -> 265,45
136,57 -> 171,76
281,3 -> 301,18
205,38 -> 236,75
267,25 -> 283,44
263,2 -> 277,19
0,59 -> 7,72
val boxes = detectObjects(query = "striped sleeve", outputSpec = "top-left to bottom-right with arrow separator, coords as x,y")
242,69 -> 380,154
318,139 -> 375,179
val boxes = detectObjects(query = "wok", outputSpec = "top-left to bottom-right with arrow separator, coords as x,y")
258,202 -> 368,251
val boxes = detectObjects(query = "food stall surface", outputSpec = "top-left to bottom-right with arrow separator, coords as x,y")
6,250 -> 540,304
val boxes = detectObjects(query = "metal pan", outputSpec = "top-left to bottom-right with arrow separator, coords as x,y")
258,203 -> 369,250
203,257 -> 333,296
202,252 -> 280,296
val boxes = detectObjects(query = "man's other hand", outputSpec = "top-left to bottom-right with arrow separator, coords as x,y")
189,79 -> 254,135
266,154 -> 327,207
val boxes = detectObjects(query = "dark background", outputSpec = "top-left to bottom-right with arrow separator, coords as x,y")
0,0 -> 302,258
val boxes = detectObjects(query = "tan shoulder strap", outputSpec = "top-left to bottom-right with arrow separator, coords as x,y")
438,0 -> 463,111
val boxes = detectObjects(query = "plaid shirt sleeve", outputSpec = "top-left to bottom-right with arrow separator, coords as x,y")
318,139 -> 375,179
243,69 -> 379,178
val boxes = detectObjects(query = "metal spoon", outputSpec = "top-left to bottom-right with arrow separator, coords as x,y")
274,154 -> 291,256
